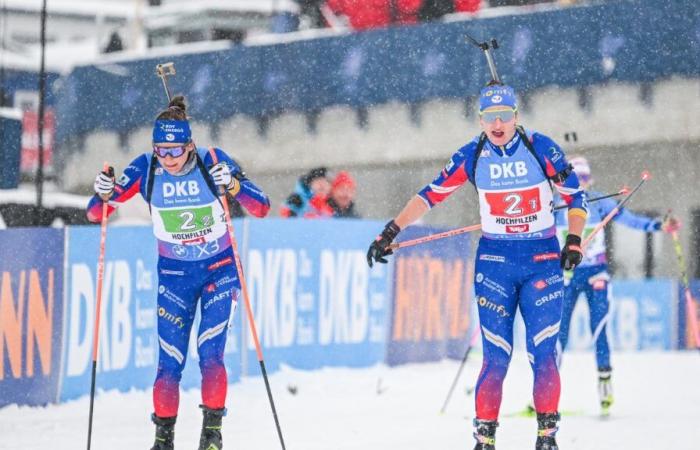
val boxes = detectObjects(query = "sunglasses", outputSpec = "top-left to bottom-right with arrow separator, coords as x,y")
480,108 -> 516,123
153,143 -> 190,158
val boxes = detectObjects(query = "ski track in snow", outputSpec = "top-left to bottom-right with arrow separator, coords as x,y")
1,352 -> 698,450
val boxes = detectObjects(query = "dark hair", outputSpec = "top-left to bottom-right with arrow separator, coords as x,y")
301,167 -> 328,187
156,95 -> 188,121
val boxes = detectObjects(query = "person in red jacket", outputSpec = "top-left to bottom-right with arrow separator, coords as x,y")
395,0 -> 423,25
454,0 -> 481,13
325,0 -> 423,30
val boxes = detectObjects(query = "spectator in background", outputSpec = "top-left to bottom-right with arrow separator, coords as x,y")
296,0 -> 326,28
418,0 -> 453,21
394,0 -> 424,26
325,0 -> 391,30
419,0 -> 481,21
329,171 -> 360,218
454,0 -> 481,13
324,0 -> 423,30
103,31 -> 124,53
280,167 -> 334,218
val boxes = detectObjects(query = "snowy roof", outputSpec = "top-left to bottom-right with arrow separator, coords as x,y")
3,0 -> 298,18
0,187 -> 90,209
0,107 -> 23,120
0,40 -> 97,73
150,0 -> 298,15
3,0 -> 135,19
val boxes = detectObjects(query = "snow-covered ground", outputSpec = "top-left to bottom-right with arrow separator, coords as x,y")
1,351 -> 698,450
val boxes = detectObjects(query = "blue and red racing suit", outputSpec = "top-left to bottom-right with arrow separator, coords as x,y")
87,147 -> 270,418
418,128 -> 587,420
555,192 -> 660,370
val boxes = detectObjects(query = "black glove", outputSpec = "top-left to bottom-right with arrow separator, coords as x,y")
560,234 -> 583,271
94,166 -> 115,198
367,220 -> 401,267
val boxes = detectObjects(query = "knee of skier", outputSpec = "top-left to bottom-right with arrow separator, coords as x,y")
155,367 -> 184,385
482,352 -> 512,375
199,354 -> 225,374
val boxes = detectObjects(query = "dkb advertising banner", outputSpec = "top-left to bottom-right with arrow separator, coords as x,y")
386,226 -> 475,366
565,279 -> 678,351
0,228 -> 65,406
60,225 -> 242,401
679,281 -> 700,349
240,219 -> 392,375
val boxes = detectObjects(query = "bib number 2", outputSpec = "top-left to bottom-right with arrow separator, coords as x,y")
486,187 -> 541,217
179,211 -> 196,230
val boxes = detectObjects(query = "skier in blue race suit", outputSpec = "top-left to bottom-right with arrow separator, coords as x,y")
87,96 -> 270,450
554,155 -> 678,416
366,84 -> 588,450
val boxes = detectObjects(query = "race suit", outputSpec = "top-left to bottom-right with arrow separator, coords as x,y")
555,192 -> 660,370
418,129 -> 587,420
87,147 -> 270,417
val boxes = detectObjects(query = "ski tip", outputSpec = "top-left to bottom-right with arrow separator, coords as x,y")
641,170 -> 651,181
620,186 -> 630,195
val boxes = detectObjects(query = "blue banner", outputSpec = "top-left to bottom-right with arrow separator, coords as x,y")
55,0 -> 700,142
678,280 -> 700,349
565,279 -> 678,351
61,225 -> 242,401
1,222 -> 694,408
386,226 -> 475,366
0,228 -> 65,407
240,219 -> 391,375
1,69 -> 59,107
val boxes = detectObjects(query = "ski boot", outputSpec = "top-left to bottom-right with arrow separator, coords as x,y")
473,418 -> 498,450
150,414 -> 176,450
598,368 -> 614,416
198,405 -> 226,450
535,412 -> 559,450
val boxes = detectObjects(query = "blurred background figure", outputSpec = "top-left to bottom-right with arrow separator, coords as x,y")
280,167 -> 334,218
296,0 -> 327,28
323,0 -> 423,30
418,0 -> 481,22
555,155 -> 680,417
329,170 -> 360,218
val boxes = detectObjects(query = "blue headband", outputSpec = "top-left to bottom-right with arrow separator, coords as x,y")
152,120 -> 192,144
479,85 -> 517,111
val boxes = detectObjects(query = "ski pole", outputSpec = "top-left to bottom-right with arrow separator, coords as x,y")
389,189 -> 627,251
87,163 -> 112,450
208,148 -> 287,450
553,188 -> 628,211
581,172 -> 650,251
440,324 -> 481,414
389,223 -> 482,251
666,214 -> 700,350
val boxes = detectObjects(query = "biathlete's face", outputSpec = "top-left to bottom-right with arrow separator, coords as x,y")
153,141 -> 195,174
576,174 -> 592,190
479,107 -> 518,147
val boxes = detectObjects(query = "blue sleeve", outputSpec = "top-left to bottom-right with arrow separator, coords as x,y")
597,197 -> 660,231
531,132 -> 588,216
86,153 -> 149,223
417,140 -> 475,208
203,147 -> 271,218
